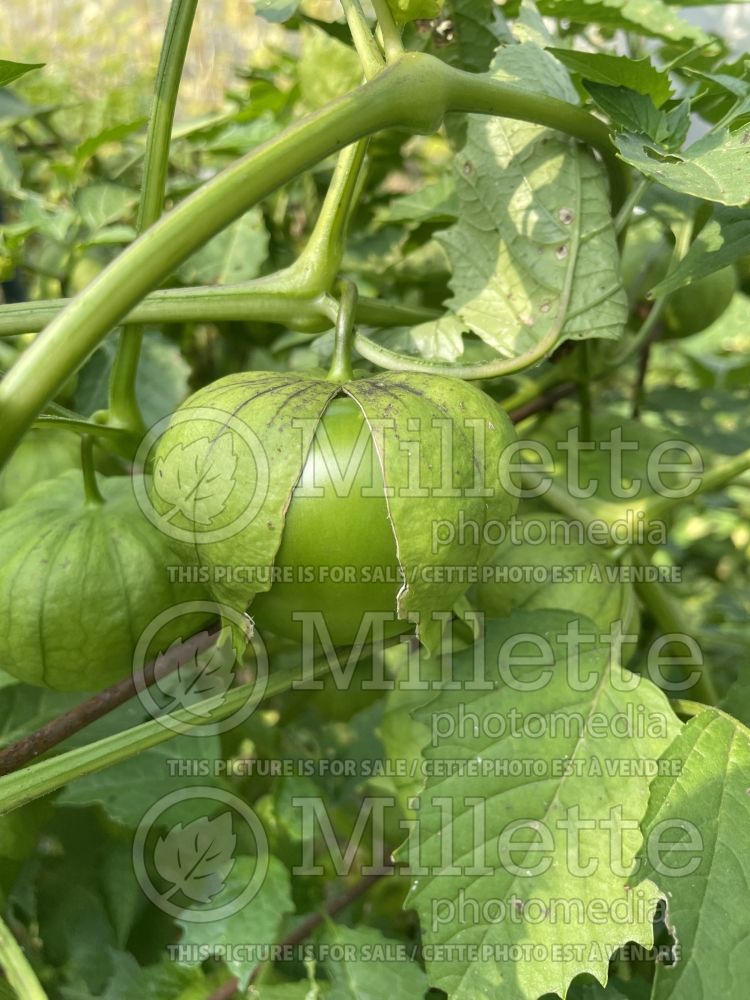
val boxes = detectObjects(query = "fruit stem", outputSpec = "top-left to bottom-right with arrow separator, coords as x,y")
328,281 -> 359,383
81,436 -> 105,506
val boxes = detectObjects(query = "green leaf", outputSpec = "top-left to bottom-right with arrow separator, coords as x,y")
0,684 -> 80,749
566,974 -> 651,999
0,60 -> 44,87
721,673 -> 750,728
178,206 -> 269,285
377,646 -> 443,815
38,882 -> 116,992
536,0 -> 711,45
297,26 -> 363,110
380,315 -> 466,364
75,331 -> 192,426
254,0 -> 302,22
586,84 -> 689,148
428,0 -> 510,73
57,731 -> 223,828
549,50 -> 673,106
633,709 -> 750,1000
528,406 -> 712,505
0,142 -> 22,196
99,840 -> 143,948
99,951 -> 210,1000
651,206 -> 750,296
75,118 -> 148,164
176,856 -> 293,990
616,125 -> 750,207
0,90 -> 37,129
75,182 -> 139,233
323,924 -> 429,998
376,175 -> 458,225
438,44 -> 626,361
387,0 -> 442,25
404,612 -> 681,1000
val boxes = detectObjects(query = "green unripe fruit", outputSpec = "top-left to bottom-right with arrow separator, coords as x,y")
621,216 -> 672,312
0,428 -> 80,509
0,471 -> 210,691
251,397 -> 403,645
150,369 -> 518,651
664,265 -> 738,338
475,512 -> 640,661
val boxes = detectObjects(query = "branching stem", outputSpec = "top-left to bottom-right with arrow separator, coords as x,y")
0,52 -> 627,467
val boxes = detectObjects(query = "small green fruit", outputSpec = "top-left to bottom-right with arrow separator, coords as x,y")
151,369 -> 518,650
0,428 -> 80,509
664,266 -> 738,338
0,471 -> 210,691
621,217 -> 672,311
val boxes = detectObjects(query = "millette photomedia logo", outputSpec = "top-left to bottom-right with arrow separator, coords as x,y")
133,406 -> 271,546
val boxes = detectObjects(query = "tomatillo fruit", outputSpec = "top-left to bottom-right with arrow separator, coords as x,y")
150,369 -> 518,651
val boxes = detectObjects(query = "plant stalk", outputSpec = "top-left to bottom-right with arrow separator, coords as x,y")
108,0 -> 198,435
0,915 -> 48,1000
0,286 -> 438,337
371,0 -> 404,61
341,0 -> 385,78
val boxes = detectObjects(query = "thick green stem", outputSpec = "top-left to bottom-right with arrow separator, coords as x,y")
0,53 -> 626,467
328,281 -> 358,382
0,639 -> 397,813
0,286 -> 438,336
284,139 -> 370,292
108,0 -> 198,435
0,915 -> 48,1000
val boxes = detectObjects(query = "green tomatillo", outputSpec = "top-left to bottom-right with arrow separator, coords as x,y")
148,368 -> 519,652
0,469 -> 211,691
0,427 -> 80,509
663,265 -> 738,338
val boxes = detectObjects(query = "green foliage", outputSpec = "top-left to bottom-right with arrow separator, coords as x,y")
475,511 -> 640,657
0,3 -> 749,998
